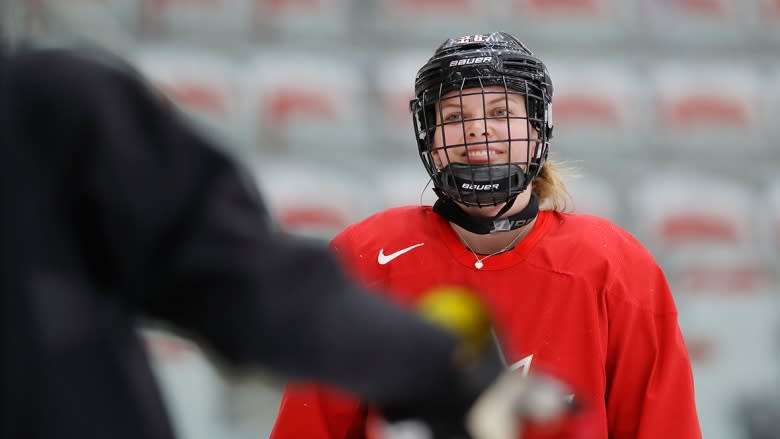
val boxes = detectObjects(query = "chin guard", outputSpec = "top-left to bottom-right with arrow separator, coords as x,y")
437,163 -> 527,207
433,193 -> 539,235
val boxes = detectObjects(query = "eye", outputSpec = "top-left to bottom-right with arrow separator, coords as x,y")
491,107 -> 509,117
443,112 -> 463,122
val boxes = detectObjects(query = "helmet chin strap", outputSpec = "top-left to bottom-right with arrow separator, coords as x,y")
433,192 -> 539,235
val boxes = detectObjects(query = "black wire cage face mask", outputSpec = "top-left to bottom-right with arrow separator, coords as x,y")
412,77 -> 551,207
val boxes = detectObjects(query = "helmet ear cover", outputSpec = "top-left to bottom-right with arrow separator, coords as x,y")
410,32 -> 553,208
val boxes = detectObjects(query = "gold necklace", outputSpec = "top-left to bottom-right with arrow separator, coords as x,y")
454,228 -> 526,270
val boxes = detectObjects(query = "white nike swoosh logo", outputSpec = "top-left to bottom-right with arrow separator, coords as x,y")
377,243 -> 425,265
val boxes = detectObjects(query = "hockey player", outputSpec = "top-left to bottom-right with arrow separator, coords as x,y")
270,32 -> 702,439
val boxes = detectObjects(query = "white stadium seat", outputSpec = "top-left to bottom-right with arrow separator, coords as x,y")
27,0 -> 140,55
364,0 -> 494,43
665,246 -> 776,296
241,51 -> 370,158
638,0 -> 756,45
666,234 -> 780,439
676,284 -> 780,439
371,160 -> 439,210
649,64 -> 765,155
564,173 -> 620,223
544,60 -> 646,156
143,329 -> 232,439
252,159 -> 375,240
764,65 -> 780,155
140,0 -> 254,41
254,0 -> 352,42
372,52 -> 431,153
500,0 -> 636,44
758,0 -> 780,43
134,47 -> 247,152
630,171 -> 757,255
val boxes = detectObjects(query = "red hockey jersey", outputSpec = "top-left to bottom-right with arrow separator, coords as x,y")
271,208 -> 702,439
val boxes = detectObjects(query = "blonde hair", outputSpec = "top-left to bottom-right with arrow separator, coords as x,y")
532,159 -> 574,212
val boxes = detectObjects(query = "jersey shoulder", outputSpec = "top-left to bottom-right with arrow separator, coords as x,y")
331,206 -> 434,253
539,211 -> 674,312
545,211 -> 652,262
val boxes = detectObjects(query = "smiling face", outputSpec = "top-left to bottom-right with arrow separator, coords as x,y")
429,85 -> 539,217
431,85 -> 537,169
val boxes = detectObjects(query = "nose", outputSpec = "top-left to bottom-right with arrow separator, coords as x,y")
464,117 -> 491,139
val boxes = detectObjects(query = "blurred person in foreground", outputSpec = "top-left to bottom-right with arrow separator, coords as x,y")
270,32 -> 702,439
0,45 -> 570,439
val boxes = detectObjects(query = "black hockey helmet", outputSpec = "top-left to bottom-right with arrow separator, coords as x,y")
410,32 -> 553,207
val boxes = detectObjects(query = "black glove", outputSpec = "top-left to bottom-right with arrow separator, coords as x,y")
380,337 -> 506,439
377,287 -> 576,439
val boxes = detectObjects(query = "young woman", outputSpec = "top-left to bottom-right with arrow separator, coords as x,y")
270,32 -> 701,439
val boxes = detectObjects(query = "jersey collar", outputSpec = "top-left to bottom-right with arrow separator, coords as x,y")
431,209 -> 552,270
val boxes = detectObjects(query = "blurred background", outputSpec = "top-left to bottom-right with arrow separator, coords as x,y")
3,0 -> 779,438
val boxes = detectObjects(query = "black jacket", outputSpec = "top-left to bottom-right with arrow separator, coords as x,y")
0,49 -> 458,439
